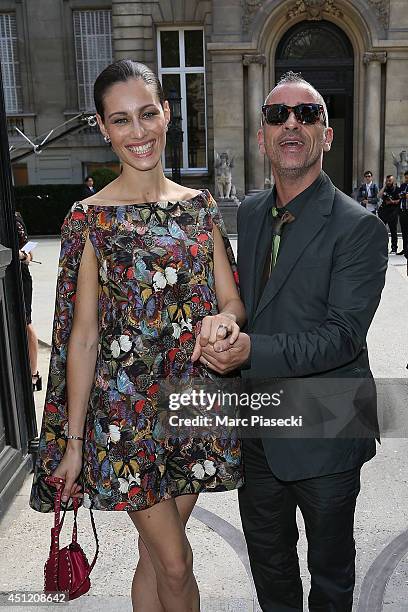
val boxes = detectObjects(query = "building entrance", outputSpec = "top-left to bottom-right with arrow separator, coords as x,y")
275,20 -> 354,194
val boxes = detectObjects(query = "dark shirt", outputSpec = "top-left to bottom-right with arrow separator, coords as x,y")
380,184 -> 400,207
399,183 -> 408,212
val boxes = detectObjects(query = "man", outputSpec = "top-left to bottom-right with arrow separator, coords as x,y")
197,72 -> 388,611
356,170 -> 379,214
398,170 -> 408,257
378,175 -> 400,254
81,175 -> 96,199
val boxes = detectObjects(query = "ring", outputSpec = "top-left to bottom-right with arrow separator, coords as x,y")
217,324 -> 229,332
205,360 -> 210,367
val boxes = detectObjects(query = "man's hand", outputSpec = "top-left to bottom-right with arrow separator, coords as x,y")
199,332 -> 251,374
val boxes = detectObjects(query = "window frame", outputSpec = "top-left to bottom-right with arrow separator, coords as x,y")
157,26 -> 207,174
0,12 -> 23,113
72,8 -> 113,112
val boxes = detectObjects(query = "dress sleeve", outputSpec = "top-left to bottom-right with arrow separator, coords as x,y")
29,202 -> 89,513
205,191 -> 239,289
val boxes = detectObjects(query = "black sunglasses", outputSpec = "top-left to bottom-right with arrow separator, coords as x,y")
262,103 -> 326,126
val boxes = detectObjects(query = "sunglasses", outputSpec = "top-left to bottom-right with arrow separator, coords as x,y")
262,103 -> 326,126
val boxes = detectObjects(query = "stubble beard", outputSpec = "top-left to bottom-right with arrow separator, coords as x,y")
268,136 -> 324,180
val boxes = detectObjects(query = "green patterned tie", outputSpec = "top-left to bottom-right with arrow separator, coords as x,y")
269,206 -> 295,275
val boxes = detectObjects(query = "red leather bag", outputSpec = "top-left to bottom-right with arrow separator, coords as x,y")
44,476 -> 99,601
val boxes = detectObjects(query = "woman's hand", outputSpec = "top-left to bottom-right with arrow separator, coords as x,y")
52,443 -> 83,503
191,313 -> 240,362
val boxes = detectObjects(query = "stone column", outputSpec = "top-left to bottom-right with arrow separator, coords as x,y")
363,52 -> 387,182
243,54 -> 266,193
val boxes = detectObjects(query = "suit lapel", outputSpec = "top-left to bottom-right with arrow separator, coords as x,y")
253,174 -> 336,323
239,191 -> 274,323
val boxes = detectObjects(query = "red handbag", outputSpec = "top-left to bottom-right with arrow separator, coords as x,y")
44,476 -> 99,601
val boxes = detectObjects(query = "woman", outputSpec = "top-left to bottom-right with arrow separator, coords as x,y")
30,59 -> 245,611
15,211 -> 41,391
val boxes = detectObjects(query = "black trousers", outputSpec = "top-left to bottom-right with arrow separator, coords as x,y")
238,438 -> 361,612
378,205 -> 399,251
399,210 -> 408,256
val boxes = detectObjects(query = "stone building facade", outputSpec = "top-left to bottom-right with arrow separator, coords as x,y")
1,0 -> 407,195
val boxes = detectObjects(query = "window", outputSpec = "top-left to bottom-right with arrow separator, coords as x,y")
158,28 -> 207,172
0,13 -> 22,113
73,10 -> 112,111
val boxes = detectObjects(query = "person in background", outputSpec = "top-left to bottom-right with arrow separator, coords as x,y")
398,170 -> 408,256
15,211 -> 42,392
357,170 -> 379,214
81,175 -> 96,199
378,174 -> 400,254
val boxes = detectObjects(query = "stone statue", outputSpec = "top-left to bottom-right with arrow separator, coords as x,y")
215,152 -> 236,199
392,150 -> 408,184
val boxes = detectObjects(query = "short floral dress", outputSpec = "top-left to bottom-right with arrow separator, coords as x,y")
30,190 -> 243,512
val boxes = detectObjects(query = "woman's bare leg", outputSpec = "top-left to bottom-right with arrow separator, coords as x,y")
129,494 -> 199,612
26,323 -> 38,375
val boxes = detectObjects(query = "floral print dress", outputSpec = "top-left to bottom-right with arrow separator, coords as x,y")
30,190 -> 243,513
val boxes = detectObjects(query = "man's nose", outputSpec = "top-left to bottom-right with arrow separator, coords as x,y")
284,110 -> 299,129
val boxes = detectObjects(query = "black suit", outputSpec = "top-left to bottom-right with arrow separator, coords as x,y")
81,185 -> 96,199
237,172 -> 388,611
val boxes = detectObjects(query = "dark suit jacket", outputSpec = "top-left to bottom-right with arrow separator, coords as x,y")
81,185 -> 96,199
237,172 -> 388,480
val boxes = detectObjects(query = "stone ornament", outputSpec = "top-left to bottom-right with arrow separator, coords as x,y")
363,51 -> 387,64
368,0 -> 390,30
392,150 -> 408,184
215,152 -> 236,199
287,0 -> 342,20
243,54 -> 266,66
242,0 -> 264,33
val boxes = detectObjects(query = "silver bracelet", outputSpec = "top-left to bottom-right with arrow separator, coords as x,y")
66,434 -> 84,441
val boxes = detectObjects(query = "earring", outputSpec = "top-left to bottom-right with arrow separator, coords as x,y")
165,124 -> 169,132
104,135 -> 111,144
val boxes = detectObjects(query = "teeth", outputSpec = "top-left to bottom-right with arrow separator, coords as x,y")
128,142 -> 154,154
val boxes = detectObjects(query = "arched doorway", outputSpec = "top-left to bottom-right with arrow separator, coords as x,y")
275,21 -> 354,194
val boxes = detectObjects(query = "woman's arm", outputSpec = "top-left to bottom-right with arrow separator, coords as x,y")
192,225 -> 246,362
53,236 -> 99,501
213,224 -> 246,327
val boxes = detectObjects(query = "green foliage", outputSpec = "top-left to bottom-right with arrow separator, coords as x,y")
14,184 -> 83,235
91,166 -> 119,191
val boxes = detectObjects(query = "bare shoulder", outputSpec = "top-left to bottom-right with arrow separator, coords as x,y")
172,187 -> 203,201
79,193 -> 105,206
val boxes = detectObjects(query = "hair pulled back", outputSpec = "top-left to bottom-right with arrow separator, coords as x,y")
94,59 -> 165,120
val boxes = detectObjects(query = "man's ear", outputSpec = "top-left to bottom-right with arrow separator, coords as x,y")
257,127 -> 266,155
323,127 -> 334,152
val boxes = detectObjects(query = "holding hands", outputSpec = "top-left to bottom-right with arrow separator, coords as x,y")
192,312 -> 251,374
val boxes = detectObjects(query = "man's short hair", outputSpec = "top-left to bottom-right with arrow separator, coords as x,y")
386,175 -> 394,180
364,170 -> 373,176
85,175 -> 94,182
269,71 -> 329,128
404,171 -> 408,176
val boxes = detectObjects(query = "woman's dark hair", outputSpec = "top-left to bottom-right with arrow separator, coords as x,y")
94,59 -> 165,120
